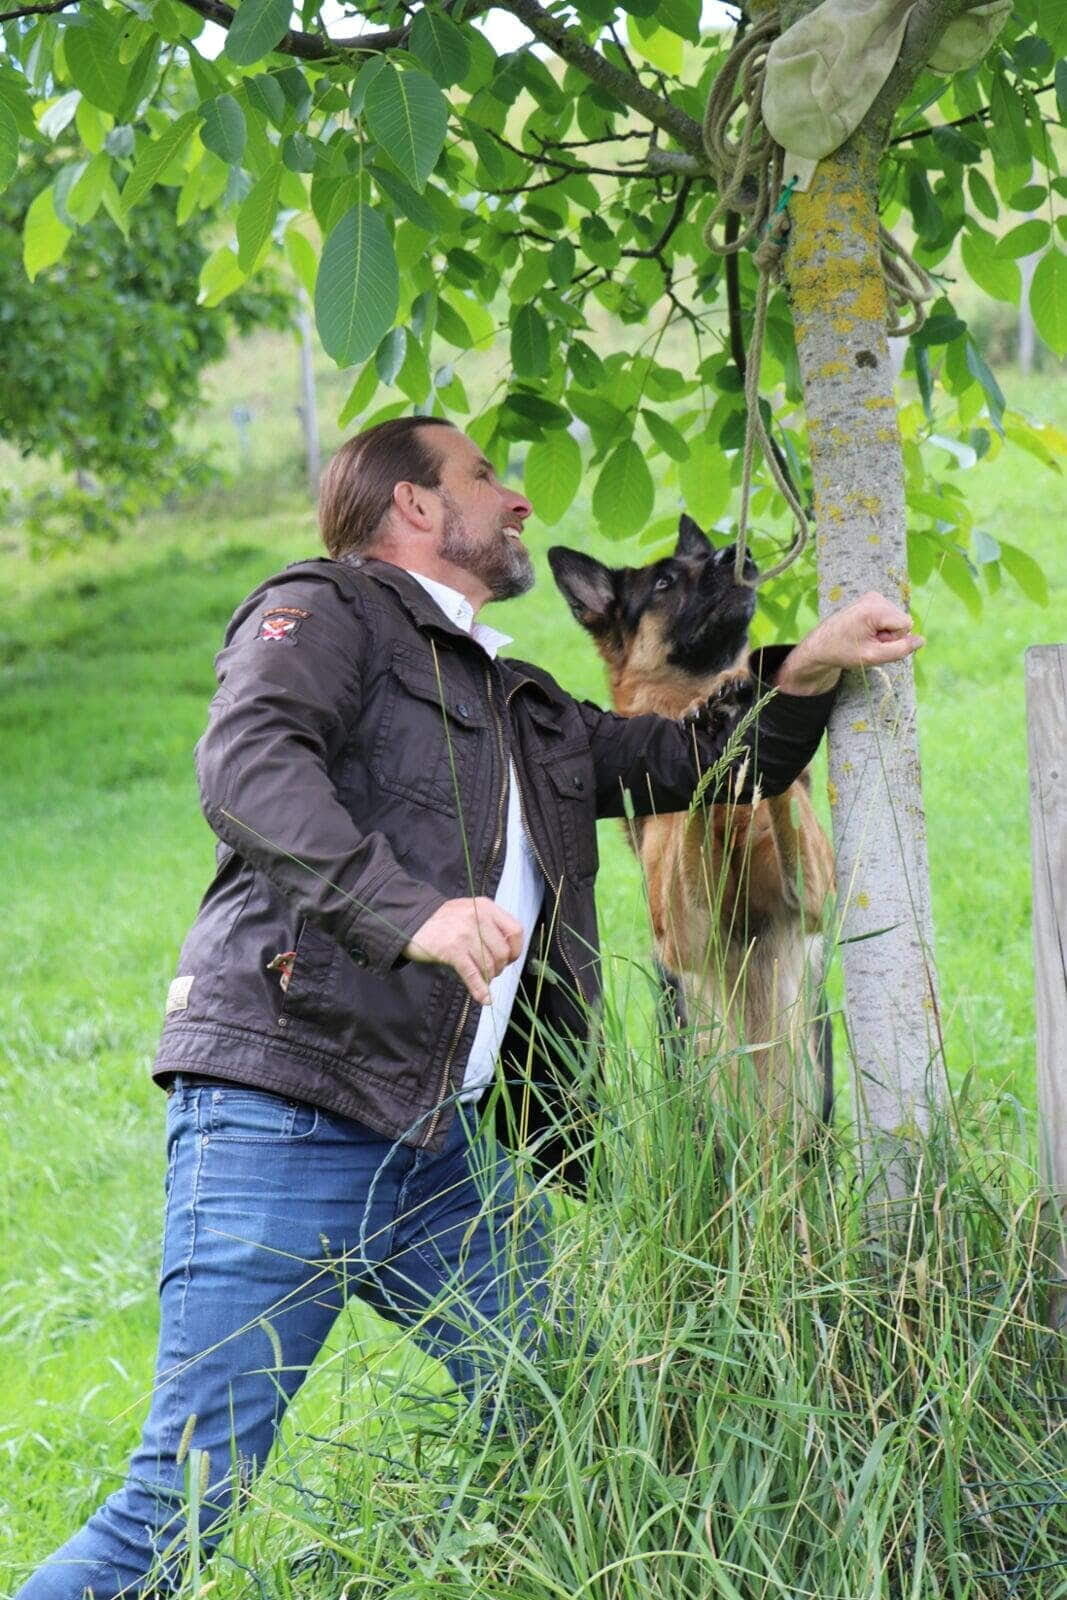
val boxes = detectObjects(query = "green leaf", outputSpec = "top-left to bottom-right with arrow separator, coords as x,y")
1057,56 -> 1067,126
510,303 -> 550,380
465,121 -> 506,185
641,408 -> 690,462
967,168 -> 998,222
245,72 -> 287,126
23,184 -> 72,280
626,16 -> 683,74
0,98 -> 17,194
435,296 -> 471,349
67,150 -> 110,222
199,94 -> 246,165
525,429 -> 582,525
364,64 -> 447,193
972,529 -> 1000,565
236,163 -> 280,270
1030,249 -> 1067,358
121,111 -> 197,213
65,11 -> 128,114
315,204 -> 399,367
960,228 -> 1021,303
410,9 -> 471,88
224,0 -> 292,66
282,130 -> 315,172
338,361 -> 378,427
368,162 -> 439,232
678,440 -> 731,527
987,73 -> 1031,169
284,226 -> 316,297
593,439 -> 654,540
198,243 -> 247,306
375,325 -> 406,385
995,219 -> 1050,259
395,334 -> 431,403
568,340 -> 606,390
999,540 -> 1049,606
938,549 -> 983,620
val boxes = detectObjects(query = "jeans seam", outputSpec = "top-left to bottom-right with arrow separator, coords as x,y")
155,1093 -> 207,1471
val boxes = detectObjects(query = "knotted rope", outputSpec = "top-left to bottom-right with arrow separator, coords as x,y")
699,13 -> 935,586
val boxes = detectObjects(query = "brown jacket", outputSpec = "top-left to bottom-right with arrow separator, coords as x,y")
153,557 -> 835,1168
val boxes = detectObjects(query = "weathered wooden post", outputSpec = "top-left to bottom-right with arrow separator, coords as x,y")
1025,645 -> 1067,1330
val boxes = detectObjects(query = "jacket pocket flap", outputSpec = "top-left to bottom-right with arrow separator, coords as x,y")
390,646 -> 487,728
544,753 -> 592,799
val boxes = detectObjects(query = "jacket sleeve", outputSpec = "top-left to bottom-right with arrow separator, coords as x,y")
577,644 -> 836,819
195,576 -> 446,976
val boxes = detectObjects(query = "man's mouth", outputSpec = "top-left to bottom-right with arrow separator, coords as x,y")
502,523 -> 524,541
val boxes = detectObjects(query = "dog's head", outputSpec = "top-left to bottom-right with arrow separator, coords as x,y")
548,516 -> 758,692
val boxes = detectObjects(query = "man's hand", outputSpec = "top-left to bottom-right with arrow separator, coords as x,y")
404,897 -> 525,1005
774,592 -> 925,697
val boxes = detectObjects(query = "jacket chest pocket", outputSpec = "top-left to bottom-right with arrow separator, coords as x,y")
542,748 -> 599,884
371,644 -> 488,816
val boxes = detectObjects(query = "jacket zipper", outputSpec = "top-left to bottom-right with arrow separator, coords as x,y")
420,665 -> 511,1148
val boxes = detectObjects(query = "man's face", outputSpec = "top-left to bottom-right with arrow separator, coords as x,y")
428,429 -> 535,602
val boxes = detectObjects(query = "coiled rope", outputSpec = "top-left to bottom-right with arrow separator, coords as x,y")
700,13 -> 935,586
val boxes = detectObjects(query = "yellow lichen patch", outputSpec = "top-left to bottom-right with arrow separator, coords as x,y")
852,720 -> 869,732
868,533 -> 881,545
818,360 -> 848,379
863,395 -> 897,410
843,761 -> 853,774
827,779 -> 838,806
828,585 -> 843,602
823,505 -> 846,523
855,891 -> 871,909
856,493 -> 881,514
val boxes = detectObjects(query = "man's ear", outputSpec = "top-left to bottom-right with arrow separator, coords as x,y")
547,547 -> 617,631
675,514 -> 714,560
392,479 -> 436,532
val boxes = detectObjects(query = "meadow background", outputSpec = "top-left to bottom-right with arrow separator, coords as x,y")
1,339 -> 1064,1593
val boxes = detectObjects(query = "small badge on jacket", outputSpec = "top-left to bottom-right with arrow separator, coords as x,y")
258,606 -> 310,643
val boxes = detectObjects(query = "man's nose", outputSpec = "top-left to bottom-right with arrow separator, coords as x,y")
505,487 -> 532,522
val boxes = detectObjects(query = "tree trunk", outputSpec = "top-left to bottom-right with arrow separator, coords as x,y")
783,137 -> 947,1187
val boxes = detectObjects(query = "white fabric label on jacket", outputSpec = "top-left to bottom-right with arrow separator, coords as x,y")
166,976 -> 195,1014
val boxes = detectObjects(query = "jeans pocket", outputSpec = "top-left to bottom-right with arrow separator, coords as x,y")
205,1085 -> 319,1143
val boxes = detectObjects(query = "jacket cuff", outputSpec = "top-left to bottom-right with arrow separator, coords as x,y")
338,866 -> 448,977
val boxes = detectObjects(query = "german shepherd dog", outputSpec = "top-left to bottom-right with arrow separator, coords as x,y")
548,516 -> 836,1131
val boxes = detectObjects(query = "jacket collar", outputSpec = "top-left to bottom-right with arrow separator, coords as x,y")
345,556 -> 476,645
344,556 -> 567,716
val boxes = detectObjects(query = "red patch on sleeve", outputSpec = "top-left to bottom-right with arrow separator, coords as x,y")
257,606 -> 310,643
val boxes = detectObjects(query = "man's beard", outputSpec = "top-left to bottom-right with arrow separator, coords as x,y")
438,495 -> 535,601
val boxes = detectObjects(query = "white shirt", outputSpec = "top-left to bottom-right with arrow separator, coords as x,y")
406,572 -> 545,1099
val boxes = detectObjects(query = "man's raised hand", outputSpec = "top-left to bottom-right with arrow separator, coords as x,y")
403,897 -> 525,1005
774,592 -> 925,697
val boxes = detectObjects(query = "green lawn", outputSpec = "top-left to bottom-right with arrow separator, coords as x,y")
1,369 -> 1064,1592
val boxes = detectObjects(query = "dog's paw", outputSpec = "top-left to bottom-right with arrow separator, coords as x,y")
685,673 -> 755,734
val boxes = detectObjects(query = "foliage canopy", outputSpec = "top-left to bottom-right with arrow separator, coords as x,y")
0,0 -> 1064,596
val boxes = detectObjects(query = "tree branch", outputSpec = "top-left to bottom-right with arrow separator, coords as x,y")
173,0 -> 406,60
0,0 -> 76,19
891,80 -> 1056,145
495,0 -> 706,158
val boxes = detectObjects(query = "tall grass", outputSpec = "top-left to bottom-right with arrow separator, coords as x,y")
151,1008 -> 1067,1600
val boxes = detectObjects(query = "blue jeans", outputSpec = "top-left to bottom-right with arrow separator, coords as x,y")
18,1078 -> 553,1600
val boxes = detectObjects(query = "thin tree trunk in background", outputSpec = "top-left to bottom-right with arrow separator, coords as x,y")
297,291 -> 321,498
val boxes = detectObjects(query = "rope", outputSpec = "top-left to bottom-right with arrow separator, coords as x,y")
699,12 -> 936,586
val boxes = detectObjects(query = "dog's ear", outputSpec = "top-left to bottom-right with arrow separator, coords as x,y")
675,514 -> 714,560
547,547 -> 617,631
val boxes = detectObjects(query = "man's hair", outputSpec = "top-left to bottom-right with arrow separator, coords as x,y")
318,415 -> 456,560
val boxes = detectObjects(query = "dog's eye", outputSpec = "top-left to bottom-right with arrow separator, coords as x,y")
654,573 -> 675,592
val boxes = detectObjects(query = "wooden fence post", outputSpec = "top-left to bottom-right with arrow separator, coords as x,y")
1026,645 -> 1067,1330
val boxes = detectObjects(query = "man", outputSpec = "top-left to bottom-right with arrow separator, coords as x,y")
20,416 -> 923,1599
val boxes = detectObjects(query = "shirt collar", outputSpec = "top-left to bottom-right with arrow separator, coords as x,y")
406,570 -> 513,660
